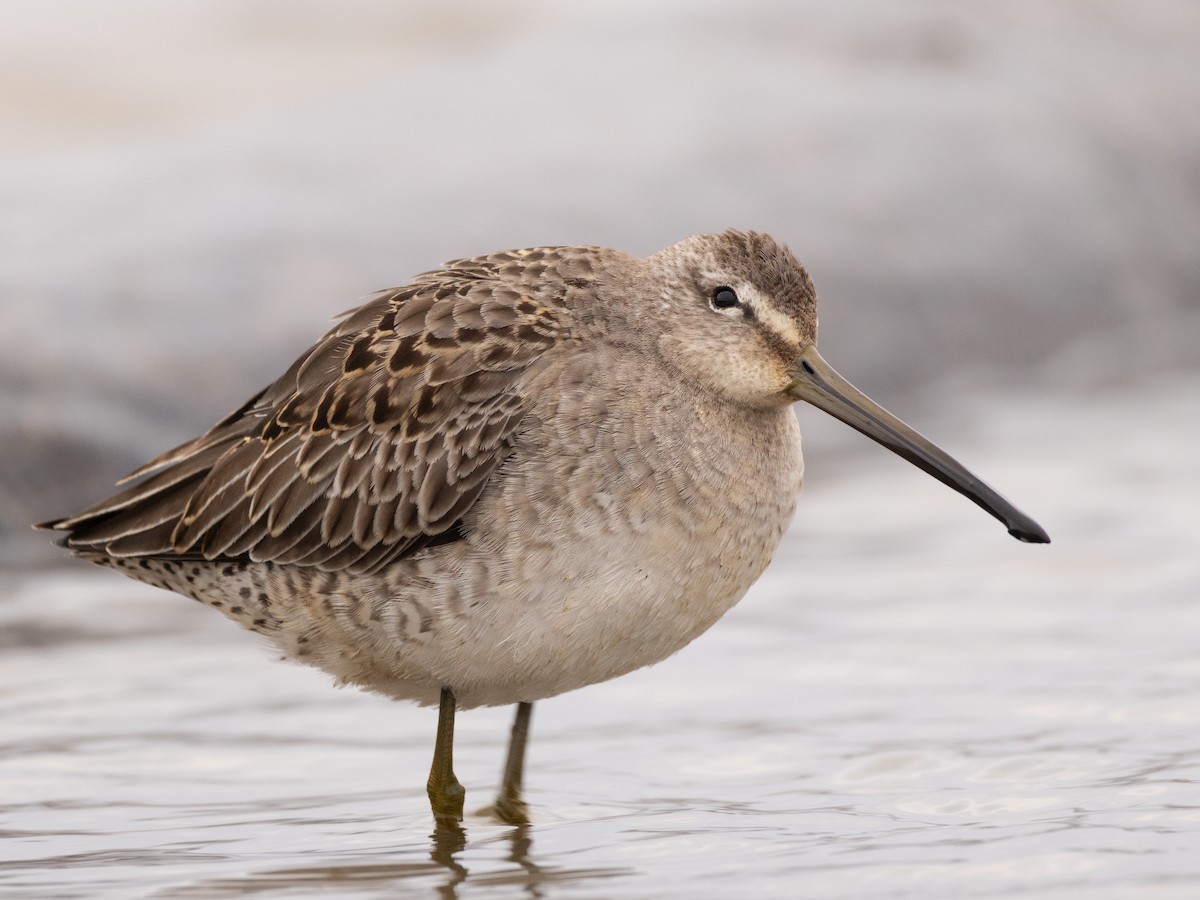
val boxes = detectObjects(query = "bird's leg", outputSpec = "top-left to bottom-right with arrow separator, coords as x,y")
494,701 -> 534,825
427,687 -> 466,822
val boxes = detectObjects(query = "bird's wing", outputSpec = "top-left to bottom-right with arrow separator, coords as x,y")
47,264 -> 568,574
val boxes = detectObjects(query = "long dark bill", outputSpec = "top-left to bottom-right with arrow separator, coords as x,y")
787,345 -> 1050,544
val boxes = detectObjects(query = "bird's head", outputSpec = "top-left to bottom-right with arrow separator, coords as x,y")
644,229 -> 1050,544
647,229 -> 816,408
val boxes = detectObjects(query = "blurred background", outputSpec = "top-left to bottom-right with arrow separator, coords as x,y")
3,3 -> 1199,896
4,0 -> 1197,565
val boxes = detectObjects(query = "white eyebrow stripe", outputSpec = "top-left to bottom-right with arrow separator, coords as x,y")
739,284 -> 801,345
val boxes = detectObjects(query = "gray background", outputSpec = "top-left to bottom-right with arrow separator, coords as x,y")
3,3 -> 1199,897
4,0 -> 1197,565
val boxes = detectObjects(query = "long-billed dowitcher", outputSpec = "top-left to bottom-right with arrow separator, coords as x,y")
42,230 -> 1049,824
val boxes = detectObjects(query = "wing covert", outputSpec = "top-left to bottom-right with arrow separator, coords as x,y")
49,266 -> 568,575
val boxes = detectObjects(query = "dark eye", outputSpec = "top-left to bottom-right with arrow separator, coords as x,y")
711,287 -> 739,310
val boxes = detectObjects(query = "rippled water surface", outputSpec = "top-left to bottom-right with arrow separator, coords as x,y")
3,377 -> 1197,898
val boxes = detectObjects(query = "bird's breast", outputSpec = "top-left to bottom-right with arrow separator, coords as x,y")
436,388 -> 805,704
323,364 -> 806,708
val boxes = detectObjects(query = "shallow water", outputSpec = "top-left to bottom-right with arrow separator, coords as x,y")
3,374 -> 1197,898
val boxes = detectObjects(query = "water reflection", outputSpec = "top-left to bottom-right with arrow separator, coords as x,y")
428,819 -> 550,898
429,818 -> 468,897
430,820 -> 631,899
161,819 -> 631,898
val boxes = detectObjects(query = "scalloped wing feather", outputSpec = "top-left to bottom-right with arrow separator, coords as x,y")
46,265 -> 570,575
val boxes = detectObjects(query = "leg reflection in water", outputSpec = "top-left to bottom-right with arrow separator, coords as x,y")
428,818 -> 545,899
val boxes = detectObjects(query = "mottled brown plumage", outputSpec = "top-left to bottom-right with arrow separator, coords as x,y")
42,230 -> 1047,824
52,245 -> 590,574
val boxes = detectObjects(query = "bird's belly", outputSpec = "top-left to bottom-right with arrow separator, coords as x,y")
441,520 -> 784,707
376,442 -> 800,705
246,409 -> 804,709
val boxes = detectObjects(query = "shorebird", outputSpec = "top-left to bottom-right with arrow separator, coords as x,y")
42,230 -> 1049,824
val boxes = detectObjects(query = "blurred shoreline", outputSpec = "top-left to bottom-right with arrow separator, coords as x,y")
3,0 -> 1198,567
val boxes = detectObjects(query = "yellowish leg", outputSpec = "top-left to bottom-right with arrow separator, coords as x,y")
427,687 -> 466,822
494,701 -> 533,825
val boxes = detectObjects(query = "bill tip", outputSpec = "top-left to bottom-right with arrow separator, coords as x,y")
1009,525 -> 1051,544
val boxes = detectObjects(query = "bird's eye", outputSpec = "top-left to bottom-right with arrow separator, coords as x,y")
711,287 -> 739,310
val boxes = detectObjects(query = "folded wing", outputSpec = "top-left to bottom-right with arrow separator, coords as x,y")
45,262 -> 567,575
